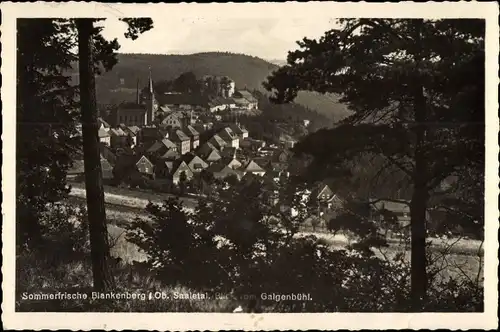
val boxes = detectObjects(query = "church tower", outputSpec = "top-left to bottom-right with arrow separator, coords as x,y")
146,67 -> 156,125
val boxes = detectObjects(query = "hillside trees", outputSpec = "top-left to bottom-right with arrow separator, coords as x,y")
172,71 -> 201,94
264,19 -> 484,310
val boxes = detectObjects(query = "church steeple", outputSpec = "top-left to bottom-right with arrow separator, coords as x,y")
148,66 -> 154,94
146,66 -> 155,125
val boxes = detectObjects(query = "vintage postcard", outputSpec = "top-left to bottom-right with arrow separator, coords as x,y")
1,1 -> 498,330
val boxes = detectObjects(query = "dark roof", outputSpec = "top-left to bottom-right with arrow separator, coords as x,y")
159,148 -> 180,160
243,160 -> 265,173
228,123 -> 248,135
109,128 -> 128,137
184,125 -> 199,137
98,117 -> 110,128
156,93 -> 209,107
169,129 -> 190,142
115,154 -> 151,169
209,96 -> 236,107
235,90 -> 257,103
310,183 -> 334,200
119,102 -> 146,110
218,127 -> 238,141
140,127 -> 161,138
146,139 -> 177,156
221,147 -> 237,159
370,199 -> 410,213
209,134 -> 227,149
232,97 -> 250,105
127,126 -> 141,135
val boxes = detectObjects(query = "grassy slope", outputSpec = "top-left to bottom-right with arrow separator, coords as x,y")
70,52 -> 352,121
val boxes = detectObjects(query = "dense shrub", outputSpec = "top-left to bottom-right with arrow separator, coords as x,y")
126,177 -> 483,312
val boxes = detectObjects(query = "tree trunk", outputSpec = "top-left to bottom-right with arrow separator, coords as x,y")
77,19 -> 115,292
409,184 -> 428,310
410,19 -> 428,311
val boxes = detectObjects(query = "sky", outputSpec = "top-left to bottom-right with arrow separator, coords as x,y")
100,15 -> 339,61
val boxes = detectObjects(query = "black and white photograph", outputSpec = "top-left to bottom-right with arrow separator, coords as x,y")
2,2 -> 498,330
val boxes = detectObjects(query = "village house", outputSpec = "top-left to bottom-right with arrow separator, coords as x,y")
98,128 -> 111,146
109,128 -> 130,149
182,153 -> 209,173
168,129 -> 191,155
208,96 -> 237,113
305,183 -> 345,219
171,160 -> 194,184
146,138 -> 178,159
197,142 -> 222,164
161,111 -> 184,128
263,149 -> 292,172
233,90 -> 258,109
217,127 -> 239,149
240,137 -> 266,151
184,125 -> 200,150
369,199 -> 423,229
221,146 -> 237,159
241,160 -> 266,176
158,148 -> 180,161
67,155 -> 114,182
194,122 -> 213,134
98,117 -> 111,131
138,126 -> 164,145
205,163 -> 244,181
158,105 -> 173,114
208,134 -> 228,151
228,123 -> 249,139
113,154 -> 155,185
119,124 -> 140,147
155,159 -> 194,185
231,96 -> 252,110
156,93 -> 209,111
220,156 -> 242,170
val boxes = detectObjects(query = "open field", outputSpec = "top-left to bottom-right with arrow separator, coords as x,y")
69,182 -> 198,209
69,186 -> 196,211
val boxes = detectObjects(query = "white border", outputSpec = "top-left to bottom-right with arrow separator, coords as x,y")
1,2 -> 498,330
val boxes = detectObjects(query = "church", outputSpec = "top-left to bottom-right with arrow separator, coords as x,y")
109,69 -> 158,127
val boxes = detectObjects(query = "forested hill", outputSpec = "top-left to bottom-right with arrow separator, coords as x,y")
69,52 -> 351,121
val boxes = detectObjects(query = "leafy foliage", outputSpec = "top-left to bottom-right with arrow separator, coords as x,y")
17,19 -> 80,248
17,17 -> 152,251
126,174 -> 481,312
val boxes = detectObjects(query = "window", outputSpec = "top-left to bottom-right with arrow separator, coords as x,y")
119,115 -> 123,122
